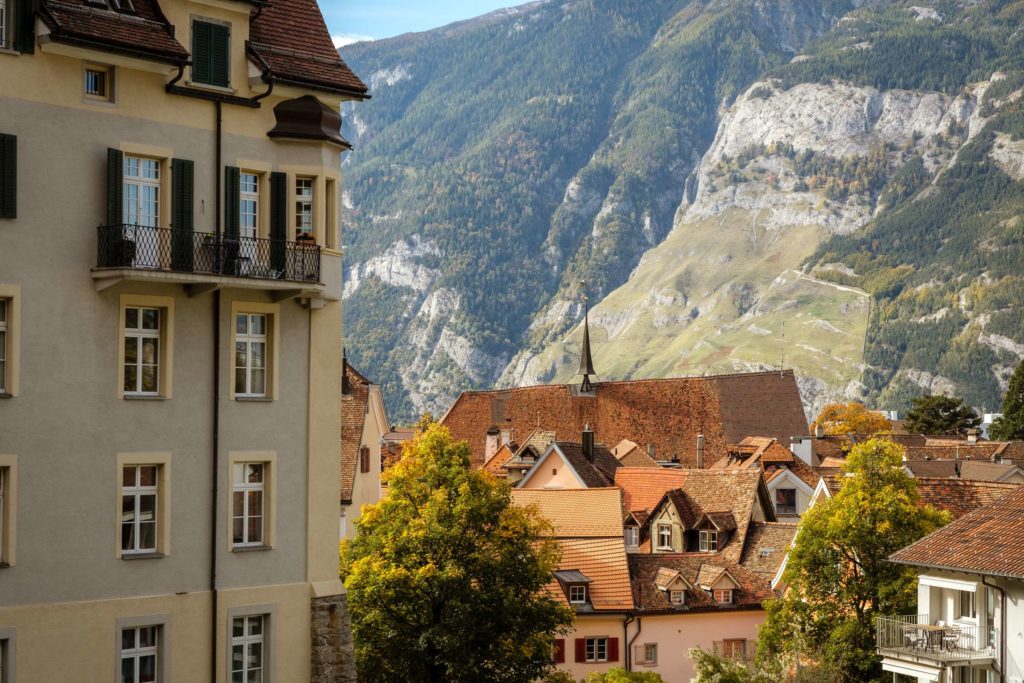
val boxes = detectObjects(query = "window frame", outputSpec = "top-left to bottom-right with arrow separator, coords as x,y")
190,17 -> 231,89
0,0 -> 11,51
359,445 -> 370,474
83,64 -> 114,103
0,628 -> 15,683
115,453 -> 171,559
568,584 -> 587,605
657,523 -> 672,550
642,642 -> 657,666
232,462 -> 266,548
775,487 -> 797,515
624,525 -> 639,550
699,529 -> 718,552
324,175 -> 339,250
294,176 -> 315,239
123,154 -> 161,228
226,605 -> 275,683
0,286 -> 20,397
227,452 -> 276,552
240,171 -> 261,240
0,298 -> 6,395
714,588 -> 733,605
123,306 -> 162,396
669,589 -> 685,605
959,590 -> 977,621
234,312 -> 268,398
585,636 -> 608,663
120,625 -> 159,682
0,455 -> 15,567
116,615 -> 169,683
229,301 -> 279,401
118,294 -> 174,400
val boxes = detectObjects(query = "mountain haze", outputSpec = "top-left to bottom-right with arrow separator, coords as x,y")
341,0 -> 1024,421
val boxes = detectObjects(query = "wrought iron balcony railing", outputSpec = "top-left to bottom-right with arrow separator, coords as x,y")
96,224 -> 321,284
876,614 -> 996,664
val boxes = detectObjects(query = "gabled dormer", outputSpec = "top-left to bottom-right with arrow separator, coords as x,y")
653,567 -> 692,609
696,564 -> 739,606
688,511 -> 736,553
554,569 -> 592,611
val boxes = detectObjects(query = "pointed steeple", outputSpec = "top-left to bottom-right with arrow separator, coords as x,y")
577,291 -> 596,393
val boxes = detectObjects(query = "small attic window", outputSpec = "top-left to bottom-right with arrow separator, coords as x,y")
569,584 -> 587,605
699,530 -> 718,552
759,547 -> 775,558
110,0 -> 135,12
669,589 -> 685,605
714,588 -> 733,605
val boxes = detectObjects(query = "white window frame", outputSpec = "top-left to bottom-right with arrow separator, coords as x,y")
234,313 -> 267,398
643,642 -> 657,666
232,462 -> 265,548
699,530 -> 718,552
0,298 -> 6,394
295,177 -> 314,238
120,625 -> 159,683
231,614 -> 266,683
123,306 -> 161,396
624,525 -> 638,550
568,584 -> 587,605
714,588 -> 733,605
959,590 -> 977,621
0,0 -> 10,51
585,637 -> 608,663
123,155 -> 161,228
121,465 -> 159,555
240,172 -> 259,240
669,589 -> 685,605
657,524 -> 672,549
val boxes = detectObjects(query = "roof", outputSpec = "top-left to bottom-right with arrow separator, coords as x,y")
889,486 -> 1024,580
39,0 -> 189,64
629,554 -> 773,613
615,467 -> 689,517
248,0 -> 368,97
339,362 -> 371,504
511,488 -> 624,537
481,443 -> 514,478
440,370 -> 809,470
702,511 -> 737,532
903,459 -> 1021,481
555,538 -> 634,610
740,522 -> 798,576
553,569 -> 591,584
914,478 -> 1021,519
548,441 -> 620,488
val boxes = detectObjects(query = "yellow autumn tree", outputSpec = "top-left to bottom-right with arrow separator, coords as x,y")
811,402 -> 892,436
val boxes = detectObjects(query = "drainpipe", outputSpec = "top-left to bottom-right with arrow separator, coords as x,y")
210,99 -> 223,683
625,615 -> 640,672
981,575 -> 1006,682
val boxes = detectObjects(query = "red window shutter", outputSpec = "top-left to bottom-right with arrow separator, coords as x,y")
360,446 -> 370,473
574,638 -> 586,663
607,637 -> 619,662
553,639 -> 565,664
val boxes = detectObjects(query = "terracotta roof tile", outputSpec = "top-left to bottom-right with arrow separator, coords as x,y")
740,522 -> 798,577
629,554 -> 773,612
511,488 -> 624,537
339,363 -> 371,503
914,478 -> 1021,519
890,485 -> 1024,579
904,460 -> 1022,481
40,0 -> 188,63
614,467 -> 689,517
440,370 -> 808,470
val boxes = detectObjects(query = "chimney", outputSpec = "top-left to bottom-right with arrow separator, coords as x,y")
582,424 -> 595,462
967,428 -> 978,444
647,444 -> 656,459
500,421 -> 513,447
814,423 -> 824,439
485,426 -> 500,462
696,434 -> 705,469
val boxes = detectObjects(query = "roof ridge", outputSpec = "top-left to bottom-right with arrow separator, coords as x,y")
454,369 -> 797,397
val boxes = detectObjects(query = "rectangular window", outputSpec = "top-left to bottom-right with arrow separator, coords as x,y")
585,637 -> 608,663
121,465 -> 159,555
722,639 -> 746,659
232,463 -> 265,547
0,457 -> 15,567
124,156 -> 160,228
359,446 -> 370,474
714,588 -> 733,605
0,0 -> 8,50
0,633 -> 13,683
0,133 -> 16,219
775,488 -> 797,515
657,524 -> 671,549
0,299 -> 7,394
84,65 -> 114,102
295,177 -> 314,238
569,584 -> 586,605
699,530 -> 718,552
231,615 -> 265,682
234,313 -> 267,397
120,626 -> 158,682
624,525 -> 638,550
0,467 -> 6,566
670,589 -> 684,605
325,177 -> 337,249
643,643 -> 657,666
240,172 -> 259,240
192,20 -> 230,87
124,306 -> 161,395
959,590 -> 977,620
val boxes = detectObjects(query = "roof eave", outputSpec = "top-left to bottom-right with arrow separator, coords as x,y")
42,31 -> 188,65
887,557 -> 1024,582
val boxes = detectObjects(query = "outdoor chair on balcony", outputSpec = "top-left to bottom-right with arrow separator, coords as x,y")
943,625 -> 962,651
903,631 -> 926,650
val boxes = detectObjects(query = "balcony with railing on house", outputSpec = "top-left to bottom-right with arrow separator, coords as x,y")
93,224 -> 328,295
876,615 -> 996,667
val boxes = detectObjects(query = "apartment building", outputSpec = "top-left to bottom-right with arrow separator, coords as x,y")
0,0 -> 367,679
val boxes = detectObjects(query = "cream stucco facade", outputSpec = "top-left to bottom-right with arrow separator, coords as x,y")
340,382 -> 388,540
0,0 -> 364,678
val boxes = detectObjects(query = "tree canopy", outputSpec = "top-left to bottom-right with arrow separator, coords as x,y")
811,402 -> 892,436
340,424 -> 573,683
991,359 -> 1024,440
904,394 -> 981,436
757,438 -> 949,681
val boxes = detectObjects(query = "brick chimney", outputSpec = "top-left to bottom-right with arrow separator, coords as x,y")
696,434 -> 705,469
485,426 -> 500,462
582,424 -> 595,462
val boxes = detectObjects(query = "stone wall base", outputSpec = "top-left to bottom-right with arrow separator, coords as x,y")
311,592 -> 357,683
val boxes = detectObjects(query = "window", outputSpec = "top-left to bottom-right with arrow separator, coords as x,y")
0,299 -> 7,394
0,0 -> 9,50
192,20 -> 230,87
722,639 -> 746,659
699,530 -> 718,552
0,456 -> 15,567
552,639 -> 565,664
325,177 -> 338,249
959,590 -> 977,620
121,465 -> 159,555
0,134 -> 14,219
240,172 -> 259,240
235,313 -> 267,397
124,156 -> 160,228
585,637 -> 608,663
669,589 -> 685,605
84,65 -> 114,102
775,488 -> 797,515
0,467 -> 6,566
124,307 -> 161,395
640,643 -> 657,666
295,177 -> 314,238
0,629 -> 14,683
624,525 -> 638,550
359,446 -> 370,474
714,588 -> 733,605
569,584 -> 587,605
232,463 -> 265,547
231,615 -> 265,683
657,524 -> 672,549
120,626 -> 158,682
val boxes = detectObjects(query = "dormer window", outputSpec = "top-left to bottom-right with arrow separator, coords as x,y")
657,524 -> 672,550
669,589 -> 685,605
554,570 -> 591,608
714,588 -> 733,605
569,584 -> 587,605
699,530 -> 718,552
624,525 -> 639,550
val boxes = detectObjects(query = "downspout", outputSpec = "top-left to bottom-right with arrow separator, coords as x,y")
625,615 -> 639,672
210,98 -> 223,683
981,575 -> 1006,682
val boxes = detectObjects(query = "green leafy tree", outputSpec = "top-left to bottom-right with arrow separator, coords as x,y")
904,394 -> 981,435
583,668 -> 666,682
991,359 -> 1024,440
758,438 -> 949,681
691,649 -> 779,682
340,424 -> 573,683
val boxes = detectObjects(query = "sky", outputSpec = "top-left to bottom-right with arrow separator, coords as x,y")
323,0 -> 519,47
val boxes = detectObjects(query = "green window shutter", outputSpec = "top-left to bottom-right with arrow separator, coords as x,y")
14,0 -> 36,54
171,159 -> 194,271
224,166 -> 240,239
269,172 -> 287,273
0,134 -> 16,219
191,21 -> 212,85
107,148 -> 124,225
210,23 -> 230,87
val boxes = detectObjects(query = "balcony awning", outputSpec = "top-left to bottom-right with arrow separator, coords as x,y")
919,574 -> 977,592
881,657 -> 942,681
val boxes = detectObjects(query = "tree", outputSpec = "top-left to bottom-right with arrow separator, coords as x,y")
415,411 -> 436,433
904,394 -> 981,436
991,359 -> 1024,440
340,424 -> 573,683
691,649 -> 778,682
757,438 -> 949,681
583,668 -> 666,682
811,402 -> 892,435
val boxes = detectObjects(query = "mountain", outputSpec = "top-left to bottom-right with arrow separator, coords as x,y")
340,0 -> 1024,422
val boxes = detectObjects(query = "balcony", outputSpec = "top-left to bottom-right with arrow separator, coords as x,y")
93,224 -> 327,297
876,615 -> 996,667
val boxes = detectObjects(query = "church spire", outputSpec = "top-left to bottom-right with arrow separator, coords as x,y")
577,289 -> 596,393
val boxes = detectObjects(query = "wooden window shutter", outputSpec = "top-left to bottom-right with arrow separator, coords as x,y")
191,21 -> 212,85
633,643 -> 644,665
224,166 -> 240,239
553,639 -> 565,664
574,638 -> 585,663
359,446 -> 370,474
269,171 -> 287,272
607,637 -> 619,662
14,0 -> 36,54
107,148 -> 124,225
0,134 -> 16,219
210,23 -> 230,87
171,159 -> 194,270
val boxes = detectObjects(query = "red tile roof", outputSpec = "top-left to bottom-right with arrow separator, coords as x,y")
904,460 -> 1022,481
740,522 -> 798,577
615,468 -> 689,518
511,488 -> 624,538
914,478 -> 1021,519
629,554 -> 773,612
441,370 -> 808,471
39,0 -> 189,64
340,363 -> 371,504
248,0 -> 368,96
890,485 -> 1024,579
